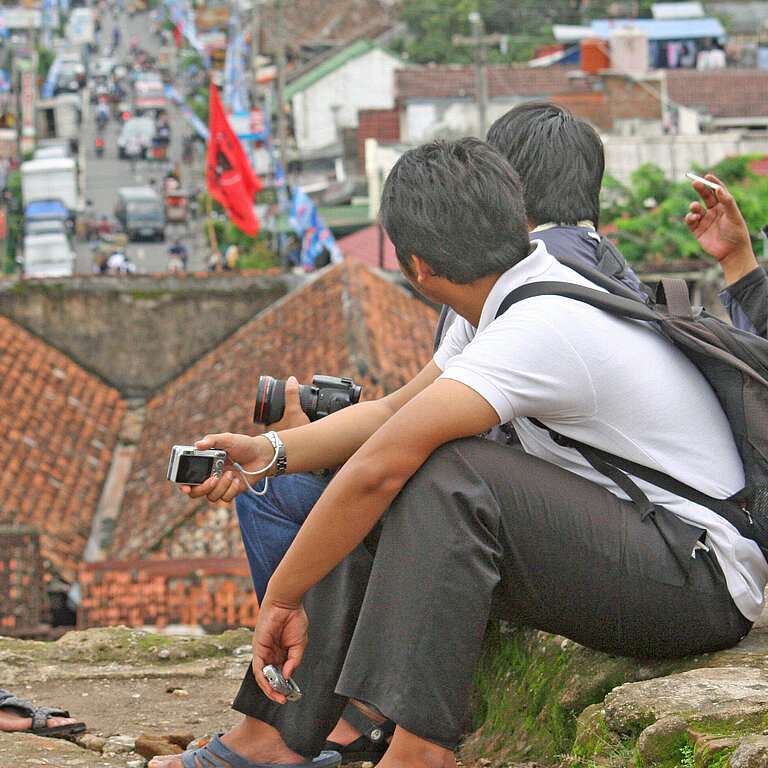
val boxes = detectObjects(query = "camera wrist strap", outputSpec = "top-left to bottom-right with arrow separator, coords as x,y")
232,431 -> 283,497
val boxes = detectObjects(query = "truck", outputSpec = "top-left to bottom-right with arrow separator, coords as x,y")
35,94 -> 81,152
21,157 -> 79,216
20,232 -> 76,278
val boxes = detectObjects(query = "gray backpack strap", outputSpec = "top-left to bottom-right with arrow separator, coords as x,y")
595,235 -> 629,279
659,278 -> 694,320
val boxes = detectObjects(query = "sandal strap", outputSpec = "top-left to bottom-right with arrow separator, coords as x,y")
181,735 -> 342,768
341,703 -> 395,744
0,690 -> 68,728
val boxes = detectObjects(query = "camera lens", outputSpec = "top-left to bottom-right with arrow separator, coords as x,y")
253,375 -> 287,425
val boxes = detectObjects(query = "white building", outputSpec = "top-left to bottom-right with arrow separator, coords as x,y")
285,39 -> 405,155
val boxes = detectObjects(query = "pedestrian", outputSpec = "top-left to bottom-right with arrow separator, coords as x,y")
225,244 -> 239,271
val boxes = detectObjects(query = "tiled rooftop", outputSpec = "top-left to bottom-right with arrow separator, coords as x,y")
0,316 -> 125,583
667,69 -> 768,120
113,259 -> 438,561
338,224 -> 399,271
395,64 -> 593,103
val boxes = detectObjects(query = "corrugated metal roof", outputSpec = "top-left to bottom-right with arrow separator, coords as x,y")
590,17 -> 726,41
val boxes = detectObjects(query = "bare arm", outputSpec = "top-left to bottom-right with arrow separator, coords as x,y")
183,361 -> 443,503
248,378 -> 500,695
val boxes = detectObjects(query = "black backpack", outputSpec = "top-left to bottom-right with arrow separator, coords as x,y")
495,254 -> 768,561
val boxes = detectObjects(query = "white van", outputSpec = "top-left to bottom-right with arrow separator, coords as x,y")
21,232 -> 76,278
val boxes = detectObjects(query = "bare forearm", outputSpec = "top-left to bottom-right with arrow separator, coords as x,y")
277,399 -> 396,473
265,452 -> 409,606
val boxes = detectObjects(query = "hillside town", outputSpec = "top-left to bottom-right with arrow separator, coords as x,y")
3,0 -> 768,766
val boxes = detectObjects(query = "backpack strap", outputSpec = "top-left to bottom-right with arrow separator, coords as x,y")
658,278 -> 694,320
497,282 -> 764,548
529,419 -> 760,545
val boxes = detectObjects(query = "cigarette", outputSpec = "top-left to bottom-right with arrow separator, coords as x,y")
686,172 -> 721,191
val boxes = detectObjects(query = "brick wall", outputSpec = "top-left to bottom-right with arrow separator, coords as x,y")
0,526 -> 48,635
358,108 -> 400,167
78,557 -> 258,633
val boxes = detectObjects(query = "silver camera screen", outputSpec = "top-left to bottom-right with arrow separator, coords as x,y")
176,455 -> 215,485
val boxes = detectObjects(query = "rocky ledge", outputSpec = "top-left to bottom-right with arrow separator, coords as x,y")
1,614 -> 768,768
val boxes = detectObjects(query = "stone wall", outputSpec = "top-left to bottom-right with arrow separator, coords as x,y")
0,272 -> 305,399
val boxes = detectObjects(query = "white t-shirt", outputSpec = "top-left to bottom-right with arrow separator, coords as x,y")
434,240 -> 768,621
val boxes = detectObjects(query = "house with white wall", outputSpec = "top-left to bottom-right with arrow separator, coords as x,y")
285,39 -> 405,155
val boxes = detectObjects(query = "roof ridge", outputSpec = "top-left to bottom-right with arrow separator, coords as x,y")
341,258 -> 375,383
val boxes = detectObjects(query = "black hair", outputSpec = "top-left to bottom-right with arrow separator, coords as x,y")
486,101 -> 604,227
379,137 -> 530,284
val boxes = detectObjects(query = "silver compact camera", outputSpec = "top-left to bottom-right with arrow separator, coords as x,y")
263,665 -> 302,701
166,445 -> 227,485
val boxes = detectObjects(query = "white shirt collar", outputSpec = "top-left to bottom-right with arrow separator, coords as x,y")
476,241 -> 558,332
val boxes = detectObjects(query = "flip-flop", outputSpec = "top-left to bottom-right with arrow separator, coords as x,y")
180,735 -> 341,768
0,689 -> 86,737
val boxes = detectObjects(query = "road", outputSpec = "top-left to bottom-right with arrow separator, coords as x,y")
73,5 -> 208,274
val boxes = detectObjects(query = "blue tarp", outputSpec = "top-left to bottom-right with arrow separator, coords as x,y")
24,200 -> 70,219
590,17 -> 726,41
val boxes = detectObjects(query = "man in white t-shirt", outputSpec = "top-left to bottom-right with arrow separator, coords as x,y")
155,138 -> 767,768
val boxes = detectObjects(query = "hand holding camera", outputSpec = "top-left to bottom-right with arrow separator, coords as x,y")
168,432 -> 277,503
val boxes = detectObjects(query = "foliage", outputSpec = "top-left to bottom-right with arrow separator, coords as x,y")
37,47 -> 56,83
4,170 -> 22,274
201,192 -> 279,270
394,0 -> 657,64
600,158 -> 768,263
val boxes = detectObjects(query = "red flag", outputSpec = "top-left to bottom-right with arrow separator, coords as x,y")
206,82 -> 262,236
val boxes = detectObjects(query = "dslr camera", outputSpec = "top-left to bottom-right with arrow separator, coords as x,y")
166,445 -> 227,485
253,375 -> 362,425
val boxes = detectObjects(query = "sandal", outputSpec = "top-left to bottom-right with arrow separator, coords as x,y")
323,703 -> 394,765
0,688 -> 86,737
179,735 -> 341,768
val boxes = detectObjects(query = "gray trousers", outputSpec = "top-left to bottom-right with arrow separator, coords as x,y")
233,437 -> 751,753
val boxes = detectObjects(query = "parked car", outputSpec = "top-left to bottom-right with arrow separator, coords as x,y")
114,186 -> 165,241
20,232 -> 76,278
117,116 -> 156,159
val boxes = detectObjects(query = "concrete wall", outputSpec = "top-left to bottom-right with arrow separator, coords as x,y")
0,273 -> 299,399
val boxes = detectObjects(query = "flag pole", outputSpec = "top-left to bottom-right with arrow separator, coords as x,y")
207,194 -> 218,255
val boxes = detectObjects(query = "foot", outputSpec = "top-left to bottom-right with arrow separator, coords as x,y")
0,707 -> 80,733
325,701 -> 392,748
148,716 -> 307,768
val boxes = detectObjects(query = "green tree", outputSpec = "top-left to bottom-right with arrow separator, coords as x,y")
397,0 -> 477,64
601,159 -> 768,263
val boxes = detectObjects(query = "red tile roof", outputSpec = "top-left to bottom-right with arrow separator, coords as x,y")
667,69 -> 768,119
395,64 -> 593,104
0,316 -> 125,583
338,224 -> 399,271
112,259 -> 438,560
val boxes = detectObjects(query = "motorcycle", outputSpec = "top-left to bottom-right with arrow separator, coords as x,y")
95,136 -> 105,157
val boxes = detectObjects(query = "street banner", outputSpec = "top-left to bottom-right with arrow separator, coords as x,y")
288,186 -> 342,270
206,82 -> 262,236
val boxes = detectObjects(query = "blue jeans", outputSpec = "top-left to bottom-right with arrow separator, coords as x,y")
236,473 -> 331,603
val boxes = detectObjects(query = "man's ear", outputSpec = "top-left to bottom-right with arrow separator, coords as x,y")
411,255 -> 436,284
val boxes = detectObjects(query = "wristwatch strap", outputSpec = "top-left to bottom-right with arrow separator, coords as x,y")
263,431 -> 287,476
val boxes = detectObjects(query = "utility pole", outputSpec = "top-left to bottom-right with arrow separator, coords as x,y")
249,1 -> 262,109
453,13 -> 502,139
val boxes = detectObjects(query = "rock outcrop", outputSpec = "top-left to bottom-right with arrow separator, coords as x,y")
2,616 -> 768,767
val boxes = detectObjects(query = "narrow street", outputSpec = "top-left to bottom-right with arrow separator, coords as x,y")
74,4 -> 207,274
